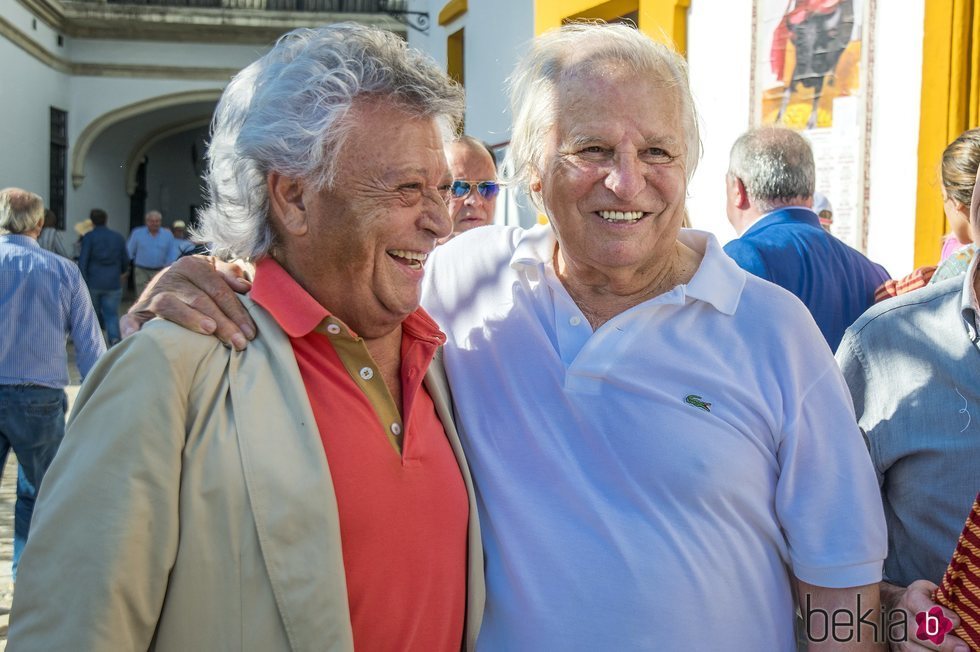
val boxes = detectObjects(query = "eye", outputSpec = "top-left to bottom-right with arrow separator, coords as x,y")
643,147 -> 675,163
390,182 -> 424,206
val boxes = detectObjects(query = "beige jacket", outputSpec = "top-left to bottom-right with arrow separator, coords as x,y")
7,296 -> 484,651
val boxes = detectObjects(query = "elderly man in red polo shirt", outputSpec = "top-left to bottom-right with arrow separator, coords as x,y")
8,24 -> 484,652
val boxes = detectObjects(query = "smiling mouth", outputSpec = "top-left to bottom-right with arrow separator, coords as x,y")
597,210 -> 645,224
388,249 -> 428,271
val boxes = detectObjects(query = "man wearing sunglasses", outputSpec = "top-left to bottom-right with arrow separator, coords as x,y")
443,136 -> 500,238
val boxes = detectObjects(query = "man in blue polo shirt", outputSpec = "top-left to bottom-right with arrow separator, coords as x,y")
724,127 -> 889,350
127,210 -> 175,299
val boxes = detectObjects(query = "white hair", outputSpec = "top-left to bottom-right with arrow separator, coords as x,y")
195,23 -> 465,260
504,21 -> 702,202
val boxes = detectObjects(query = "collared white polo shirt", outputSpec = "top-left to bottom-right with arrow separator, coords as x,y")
423,225 -> 886,651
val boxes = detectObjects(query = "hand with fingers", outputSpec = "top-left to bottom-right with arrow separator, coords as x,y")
121,255 -> 257,351
885,580 -> 969,652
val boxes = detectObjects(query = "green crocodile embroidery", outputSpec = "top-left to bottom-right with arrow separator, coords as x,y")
684,394 -> 711,412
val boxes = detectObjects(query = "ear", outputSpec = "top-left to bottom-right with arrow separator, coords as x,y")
729,175 -> 750,210
267,171 -> 309,237
529,167 -> 543,194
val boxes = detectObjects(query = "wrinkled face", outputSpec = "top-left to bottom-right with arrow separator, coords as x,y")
445,141 -> 498,234
145,213 -> 162,234
533,65 -> 689,279
293,101 -> 452,337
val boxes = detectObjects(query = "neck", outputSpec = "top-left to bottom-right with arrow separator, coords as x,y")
556,242 -> 699,329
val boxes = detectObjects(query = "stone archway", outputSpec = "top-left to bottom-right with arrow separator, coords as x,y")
71,89 -> 222,190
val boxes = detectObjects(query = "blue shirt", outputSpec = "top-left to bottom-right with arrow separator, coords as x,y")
127,226 -> 175,269
837,260 -> 980,587
80,225 -> 129,291
724,207 -> 890,351
0,234 -> 105,387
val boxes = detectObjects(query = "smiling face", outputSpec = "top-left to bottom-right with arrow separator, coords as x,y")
533,64 -> 689,283
274,100 -> 452,338
445,140 -> 498,235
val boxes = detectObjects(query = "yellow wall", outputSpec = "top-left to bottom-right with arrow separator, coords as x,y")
915,0 -> 980,267
533,0 -> 690,54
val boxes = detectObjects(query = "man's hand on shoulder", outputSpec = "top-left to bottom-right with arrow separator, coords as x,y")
881,581 -> 967,652
121,255 -> 256,351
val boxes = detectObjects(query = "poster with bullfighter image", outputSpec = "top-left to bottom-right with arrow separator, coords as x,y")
751,0 -> 875,250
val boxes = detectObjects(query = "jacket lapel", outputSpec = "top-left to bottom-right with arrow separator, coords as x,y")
425,349 -> 485,650
230,298 -> 354,652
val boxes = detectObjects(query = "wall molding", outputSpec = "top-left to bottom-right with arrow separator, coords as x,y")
17,0 -> 405,43
1,15 -> 239,79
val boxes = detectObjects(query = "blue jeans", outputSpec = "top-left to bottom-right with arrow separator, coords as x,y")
90,288 -> 122,344
0,385 -> 68,580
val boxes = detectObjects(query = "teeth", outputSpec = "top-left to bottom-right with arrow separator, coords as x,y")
598,210 -> 643,222
388,249 -> 428,261
388,249 -> 427,269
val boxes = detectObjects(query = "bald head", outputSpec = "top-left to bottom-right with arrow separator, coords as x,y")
445,136 -> 498,236
0,188 -> 45,237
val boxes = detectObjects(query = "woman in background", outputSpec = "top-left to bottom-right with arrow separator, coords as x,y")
932,127 -> 980,282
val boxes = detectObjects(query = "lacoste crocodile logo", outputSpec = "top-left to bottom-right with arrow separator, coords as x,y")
685,394 -> 711,412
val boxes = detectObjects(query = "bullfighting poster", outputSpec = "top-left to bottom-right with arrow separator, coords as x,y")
751,0 -> 874,250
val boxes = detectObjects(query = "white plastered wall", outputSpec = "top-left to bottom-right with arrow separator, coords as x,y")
0,0 -> 70,199
865,0 -> 924,277
685,0 -> 755,243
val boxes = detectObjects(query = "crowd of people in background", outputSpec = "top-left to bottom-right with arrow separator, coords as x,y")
2,18 -> 979,652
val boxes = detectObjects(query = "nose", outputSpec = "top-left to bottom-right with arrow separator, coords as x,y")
422,191 -> 453,239
463,186 -> 485,206
604,154 -> 645,201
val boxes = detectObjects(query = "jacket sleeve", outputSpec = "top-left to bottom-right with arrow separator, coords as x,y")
7,327 -> 210,651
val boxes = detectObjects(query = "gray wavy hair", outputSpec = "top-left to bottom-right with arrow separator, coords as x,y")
0,188 -> 44,235
195,23 -> 465,260
727,127 -> 815,212
504,22 -> 702,204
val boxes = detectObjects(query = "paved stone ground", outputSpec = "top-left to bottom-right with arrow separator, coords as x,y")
0,334 -> 88,648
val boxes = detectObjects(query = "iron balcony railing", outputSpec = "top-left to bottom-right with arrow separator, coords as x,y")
103,0 -> 408,12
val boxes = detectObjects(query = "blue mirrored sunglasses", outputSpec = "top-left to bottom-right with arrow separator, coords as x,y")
448,179 -> 502,200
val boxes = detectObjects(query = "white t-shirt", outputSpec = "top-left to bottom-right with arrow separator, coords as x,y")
422,225 -> 886,651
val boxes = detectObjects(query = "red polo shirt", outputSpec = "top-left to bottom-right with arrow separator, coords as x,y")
251,258 -> 468,651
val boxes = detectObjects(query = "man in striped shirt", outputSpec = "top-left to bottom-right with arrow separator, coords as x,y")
0,187 -> 104,579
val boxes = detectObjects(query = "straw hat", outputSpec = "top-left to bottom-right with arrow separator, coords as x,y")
73,219 -> 94,237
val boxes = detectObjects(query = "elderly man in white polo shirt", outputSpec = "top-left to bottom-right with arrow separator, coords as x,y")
121,22 -> 887,651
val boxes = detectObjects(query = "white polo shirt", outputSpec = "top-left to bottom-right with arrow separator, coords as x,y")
422,225 -> 886,651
